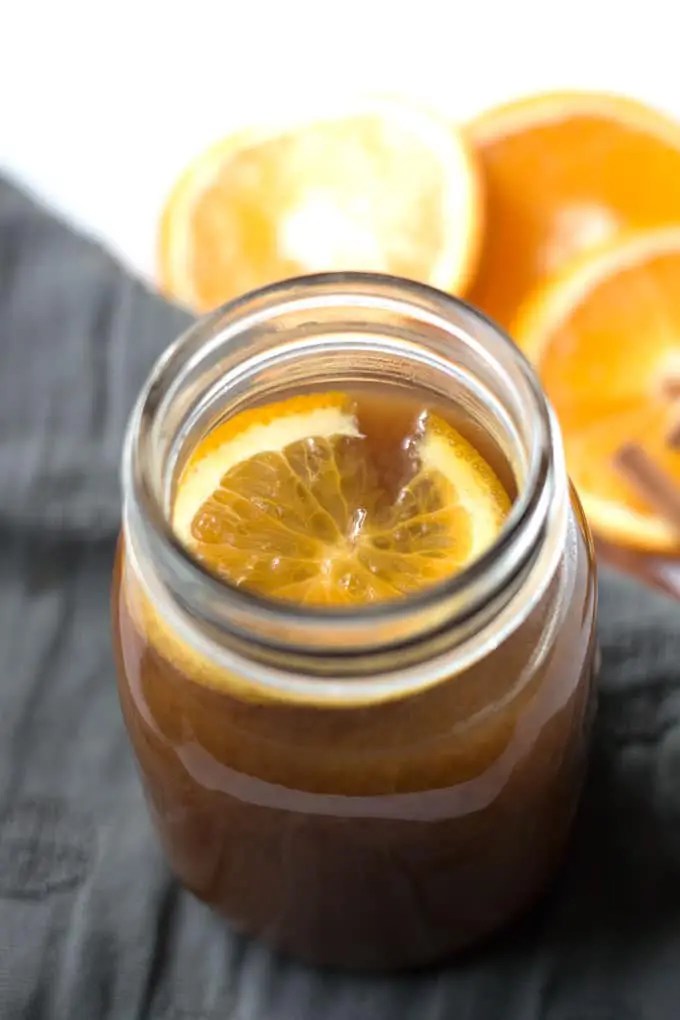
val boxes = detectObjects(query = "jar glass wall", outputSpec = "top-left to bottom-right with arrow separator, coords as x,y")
112,274 -> 597,970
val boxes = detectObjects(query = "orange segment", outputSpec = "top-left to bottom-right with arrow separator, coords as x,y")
159,99 -> 482,313
514,227 -> 680,552
467,91 -> 680,330
172,393 -> 510,607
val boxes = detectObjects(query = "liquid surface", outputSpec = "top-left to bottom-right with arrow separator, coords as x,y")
173,389 -> 512,606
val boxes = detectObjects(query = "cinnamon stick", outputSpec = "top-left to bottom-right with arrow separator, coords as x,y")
661,377 -> 680,401
613,443 -> 680,532
662,377 -> 680,447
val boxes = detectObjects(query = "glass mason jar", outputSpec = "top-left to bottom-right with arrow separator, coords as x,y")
113,273 -> 597,971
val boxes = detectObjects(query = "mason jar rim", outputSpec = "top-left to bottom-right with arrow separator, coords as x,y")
121,272 -> 563,695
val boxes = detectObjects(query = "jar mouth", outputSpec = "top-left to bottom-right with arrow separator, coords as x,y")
123,272 -> 558,667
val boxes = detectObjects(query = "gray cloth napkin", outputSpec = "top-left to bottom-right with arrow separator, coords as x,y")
1,175 -> 680,1020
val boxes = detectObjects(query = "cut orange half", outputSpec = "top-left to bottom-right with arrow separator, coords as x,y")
159,99 -> 482,312
467,91 -> 680,330
172,393 -> 510,606
514,227 -> 680,552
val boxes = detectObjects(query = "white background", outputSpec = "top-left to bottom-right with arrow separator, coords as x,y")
1,0 -> 678,284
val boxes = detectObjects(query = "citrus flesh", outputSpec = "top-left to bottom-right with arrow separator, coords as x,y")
515,228 -> 680,552
159,100 -> 482,312
172,393 -> 511,607
467,91 -> 680,330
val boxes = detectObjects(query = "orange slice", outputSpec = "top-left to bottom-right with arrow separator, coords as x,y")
172,393 -> 510,606
467,91 -> 680,330
514,227 -> 680,552
159,99 -> 482,313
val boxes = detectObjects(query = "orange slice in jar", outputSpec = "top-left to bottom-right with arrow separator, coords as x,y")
172,393 -> 511,606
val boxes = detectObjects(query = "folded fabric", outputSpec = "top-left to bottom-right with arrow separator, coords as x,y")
1,175 -> 679,1020
0,177 -> 191,538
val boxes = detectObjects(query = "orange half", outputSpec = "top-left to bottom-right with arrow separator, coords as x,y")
160,99 -> 482,313
514,227 -> 680,552
467,91 -> 680,330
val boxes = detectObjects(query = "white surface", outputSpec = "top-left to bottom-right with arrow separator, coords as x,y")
2,0 -> 680,283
